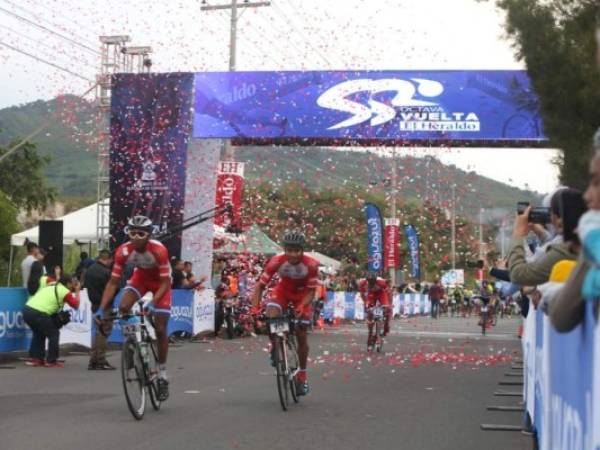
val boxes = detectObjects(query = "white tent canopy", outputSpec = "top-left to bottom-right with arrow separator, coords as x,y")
10,202 -> 108,246
305,251 -> 341,272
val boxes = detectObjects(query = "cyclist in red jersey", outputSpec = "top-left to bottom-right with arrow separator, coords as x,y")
358,272 -> 391,349
251,230 -> 319,396
95,216 -> 172,401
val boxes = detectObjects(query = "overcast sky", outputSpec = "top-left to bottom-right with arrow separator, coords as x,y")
0,0 -> 560,193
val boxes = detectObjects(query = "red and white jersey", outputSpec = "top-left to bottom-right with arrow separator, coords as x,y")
111,240 -> 171,280
259,253 -> 319,294
358,278 -> 390,305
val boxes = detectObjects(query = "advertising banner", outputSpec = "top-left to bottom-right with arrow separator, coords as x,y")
193,288 -> 215,334
0,288 -> 31,352
214,161 -> 244,229
384,218 -> 400,269
404,224 -> 421,280
323,291 -> 334,320
365,203 -> 384,273
168,290 -> 195,335
333,292 -> 346,319
344,292 -> 356,320
60,290 -> 92,347
193,70 -> 546,142
110,73 -> 195,258
441,269 -> 465,286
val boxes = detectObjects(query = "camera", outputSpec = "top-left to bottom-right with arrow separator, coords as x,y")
517,202 -> 551,224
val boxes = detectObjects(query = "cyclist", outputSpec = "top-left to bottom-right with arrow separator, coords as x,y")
95,216 -> 172,401
251,230 -> 319,396
357,272 -> 391,350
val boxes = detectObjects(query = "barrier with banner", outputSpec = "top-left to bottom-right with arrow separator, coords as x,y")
523,303 -> 600,450
322,292 -> 431,320
0,288 -> 216,352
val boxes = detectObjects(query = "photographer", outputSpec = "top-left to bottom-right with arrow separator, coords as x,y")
22,273 -> 80,368
507,188 -> 587,286
550,131 -> 600,331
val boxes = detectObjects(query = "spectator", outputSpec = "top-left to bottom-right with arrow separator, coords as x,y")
21,241 -> 38,288
183,261 -> 195,283
429,279 -> 444,319
84,250 -> 115,370
171,258 -> 187,289
27,249 -> 48,296
22,273 -> 80,367
507,188 -> 587,286
75,252 -> 95,283
550,132 -> 600,331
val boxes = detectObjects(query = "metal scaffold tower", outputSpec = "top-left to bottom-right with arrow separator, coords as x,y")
95,36 -> 152,250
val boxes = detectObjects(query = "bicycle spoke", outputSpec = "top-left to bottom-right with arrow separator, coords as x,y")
121,339 -> 146,420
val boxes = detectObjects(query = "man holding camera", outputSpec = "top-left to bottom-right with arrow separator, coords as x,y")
508,190 -> 585,287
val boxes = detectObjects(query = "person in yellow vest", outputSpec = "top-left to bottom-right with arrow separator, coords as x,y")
23,273 -> 80,368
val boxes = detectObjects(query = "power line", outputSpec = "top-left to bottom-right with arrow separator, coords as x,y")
0,81 -> 99,164
13,0 -> 100,46
0,24 -> 95,69
0,40 -> 94,81
252,7 -> 310,65
0,5 -> 100,55
214,12 -> 284,68
272,1 -> 338,68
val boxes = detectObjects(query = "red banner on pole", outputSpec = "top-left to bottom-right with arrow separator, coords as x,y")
214,161 -> 244,228
384,218 -> 400,269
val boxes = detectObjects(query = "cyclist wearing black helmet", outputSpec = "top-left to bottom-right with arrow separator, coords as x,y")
95,215 -> 172,401
251,229 -> 320,396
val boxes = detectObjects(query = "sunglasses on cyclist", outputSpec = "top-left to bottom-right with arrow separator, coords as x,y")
128,229 -> 150,239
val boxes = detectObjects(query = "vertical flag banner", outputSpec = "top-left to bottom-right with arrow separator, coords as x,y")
110,73 -> 194,258
404,224 -> 421,280
365,203 -> 384,273
384,218 -> 400,269
214,161 -> 244,229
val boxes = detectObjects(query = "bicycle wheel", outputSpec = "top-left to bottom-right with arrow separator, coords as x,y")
287,335 -> 300,403
274,337 -> 289,411
147,340 -> 162,411
375,321 -> 383,353
121,338 -> 146,420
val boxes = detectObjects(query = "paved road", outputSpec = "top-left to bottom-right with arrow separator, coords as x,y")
0,315 -> 531,450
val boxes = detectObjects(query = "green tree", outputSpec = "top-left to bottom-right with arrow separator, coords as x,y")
0,138 -> 56,212
0,136 -> 55,283
494,0 -> 600,188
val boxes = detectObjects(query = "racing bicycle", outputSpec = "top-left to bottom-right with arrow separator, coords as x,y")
366,304 -> 386,353
267,307 -> 301,411
100,299 -> 162,420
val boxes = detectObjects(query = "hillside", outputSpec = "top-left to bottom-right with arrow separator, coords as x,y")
0,97 -> 541,214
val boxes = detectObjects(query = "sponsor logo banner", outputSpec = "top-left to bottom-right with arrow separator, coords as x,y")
365,203 -> 384,273
193,288 -> 215,334
214,161 -> 244,228
384,218 -> 400,269
0,288 -> 31,352
110,73 -> 194,258
404,224 -> 421,280
193,70 -> 546,142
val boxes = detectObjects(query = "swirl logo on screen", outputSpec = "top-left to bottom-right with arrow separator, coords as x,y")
317,78 -> 443,130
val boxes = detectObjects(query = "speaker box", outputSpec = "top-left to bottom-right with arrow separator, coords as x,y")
39,220 -> 63,275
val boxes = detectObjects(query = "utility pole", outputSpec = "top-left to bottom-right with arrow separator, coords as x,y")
451,184 -> 456,270
201,0 -> 271,160
479,207 -> 484,261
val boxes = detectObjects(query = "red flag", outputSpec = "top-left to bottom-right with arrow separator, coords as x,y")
214,161 -> 244,228
384,218 -> 400,269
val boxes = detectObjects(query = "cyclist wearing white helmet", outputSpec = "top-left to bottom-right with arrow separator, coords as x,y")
95,215 -> 172,401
